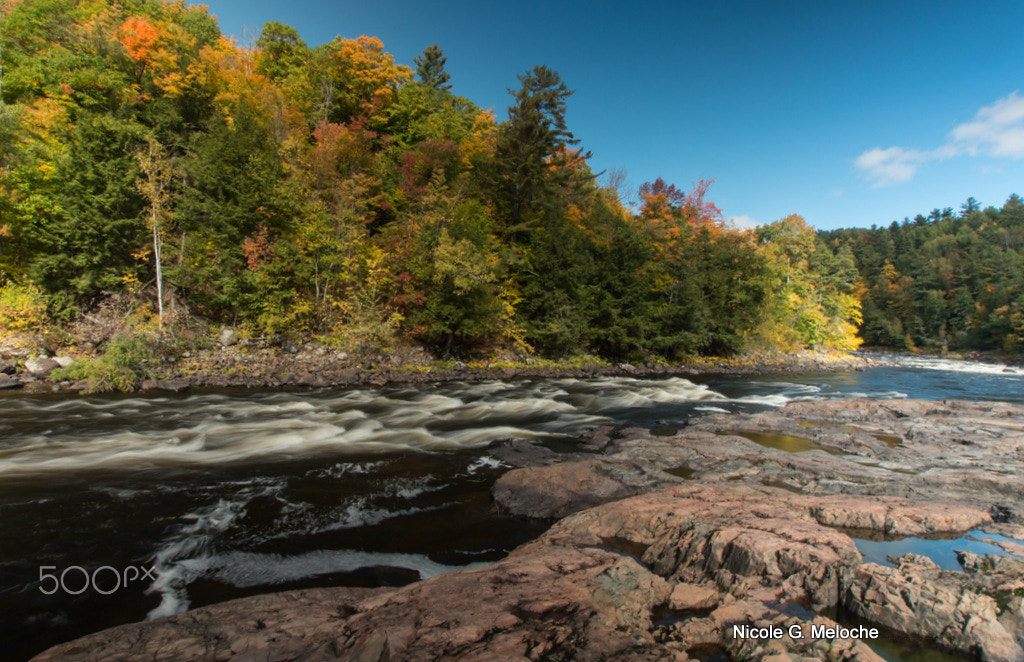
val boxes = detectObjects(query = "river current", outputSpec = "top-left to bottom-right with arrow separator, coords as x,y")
2,355 -> 1023,661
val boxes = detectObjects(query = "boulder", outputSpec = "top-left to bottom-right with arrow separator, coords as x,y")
0,373 -> 21,389
24,356 -> 59,377
218,326 -> 238,347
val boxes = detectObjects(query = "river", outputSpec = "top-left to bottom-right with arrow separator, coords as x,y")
2,355 -> 1023,661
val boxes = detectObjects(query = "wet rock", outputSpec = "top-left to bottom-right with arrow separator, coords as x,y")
156,378 -> 190,393
494,398 -> 1024,525
493,460 -> 640,518
0,358 -> 17,374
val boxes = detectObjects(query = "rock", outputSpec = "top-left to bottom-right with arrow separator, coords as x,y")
0,358 -> 16,375
24,358 -> 59,379
156,379 -> 190,393
0,374 -> 22,389
667,582 -> 718,611
24,356 -> 59,377
32,547 -> 677,662
845,554 -> 1024,662
493,460 -> 640,518
219,326 -> 238,347
494,398 -> 1024,525
54,356 -> 74,368
958,550 -> 1024,574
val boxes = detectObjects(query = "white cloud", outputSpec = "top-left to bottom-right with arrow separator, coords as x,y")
727,215 -> 761,230
855,91 -> 1024,186
854,147 -> 926,187
950,92 -> 1024,157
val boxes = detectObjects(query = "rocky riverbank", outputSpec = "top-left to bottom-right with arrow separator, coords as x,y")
30,398 -> 1024,661
0,341 -> 873,394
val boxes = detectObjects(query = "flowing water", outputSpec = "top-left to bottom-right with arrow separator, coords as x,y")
2,355 -> 1023,660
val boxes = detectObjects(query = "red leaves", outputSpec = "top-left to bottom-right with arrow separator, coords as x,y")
242,225 -> 275,271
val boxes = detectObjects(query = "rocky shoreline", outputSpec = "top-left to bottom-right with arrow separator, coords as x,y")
0,345 -> 873,394
30,398 -> 1024,661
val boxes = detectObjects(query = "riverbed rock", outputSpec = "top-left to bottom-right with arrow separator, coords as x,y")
494,398 -> 1024,525
219,326 -> 238,347
844,553 -> 1024,662
54,355 -> 74,368
0,358 -> 16,374
32,547 -> 679,662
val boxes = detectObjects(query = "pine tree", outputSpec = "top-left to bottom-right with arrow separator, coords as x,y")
413,44 -> 451,91
492,65 -> 590,233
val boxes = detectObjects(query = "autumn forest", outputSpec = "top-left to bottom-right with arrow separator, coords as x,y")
0,0 -> 1021,365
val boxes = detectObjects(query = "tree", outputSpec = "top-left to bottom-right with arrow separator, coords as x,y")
961,196 -> 981,217
256,21 -> 308,83
135,138 -> 174,329
413,44 -> 451,92
491,65 -> 590,233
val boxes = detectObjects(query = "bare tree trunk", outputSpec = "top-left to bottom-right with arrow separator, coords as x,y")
153,222 -> 164,330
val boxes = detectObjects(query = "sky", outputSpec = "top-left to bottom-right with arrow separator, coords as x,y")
201,0 -> 1024,231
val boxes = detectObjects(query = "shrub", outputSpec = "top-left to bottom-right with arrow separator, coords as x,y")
52,334 -> 154,393
0,281 -> 48,334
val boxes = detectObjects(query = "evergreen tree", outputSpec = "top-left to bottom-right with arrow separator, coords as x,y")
413,44 -> 451,91
491,65 -> 590,233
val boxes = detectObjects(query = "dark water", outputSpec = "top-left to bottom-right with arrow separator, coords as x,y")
2,356 -> 1023,661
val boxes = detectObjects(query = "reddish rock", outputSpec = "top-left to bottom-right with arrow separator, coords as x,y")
32,548 -> 676,662
492,460 -> 640,518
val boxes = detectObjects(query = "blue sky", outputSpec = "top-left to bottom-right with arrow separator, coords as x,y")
203,0 -> 1024,231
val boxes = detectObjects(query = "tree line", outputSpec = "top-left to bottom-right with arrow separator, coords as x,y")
0,0 -> 862,359
822,196 -> 1024,354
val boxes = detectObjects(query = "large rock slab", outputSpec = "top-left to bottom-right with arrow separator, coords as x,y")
845,553 -> 1024,662
494,399 -> 1024,523
32,547 -> 678,662
518,483 -> 1021,661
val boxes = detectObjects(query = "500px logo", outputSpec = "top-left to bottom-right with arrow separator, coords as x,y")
38,565 -> 156,595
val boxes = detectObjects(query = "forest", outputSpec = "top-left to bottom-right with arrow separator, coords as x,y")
823,197 -> 1024,354
0,0 -> 998,366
